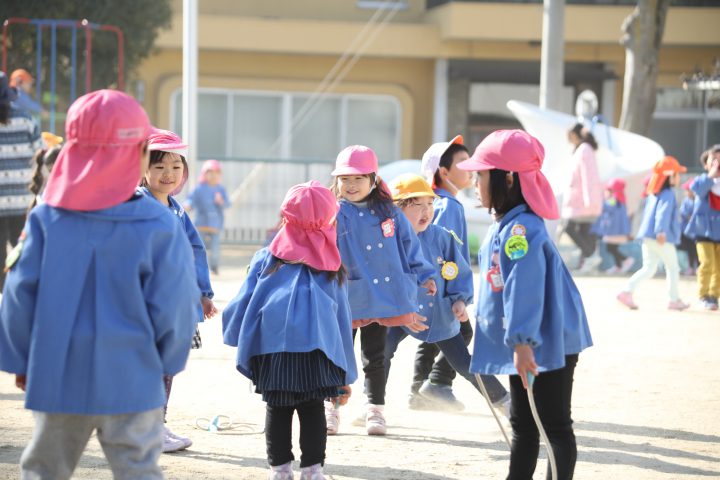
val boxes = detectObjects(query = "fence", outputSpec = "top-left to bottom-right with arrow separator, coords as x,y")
186,157 -> 335,245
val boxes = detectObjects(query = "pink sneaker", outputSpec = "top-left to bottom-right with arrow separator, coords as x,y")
365,404 -> 387,436
324,400 -> 339,435
616,291 -> 638,310
668,300 -> 690,311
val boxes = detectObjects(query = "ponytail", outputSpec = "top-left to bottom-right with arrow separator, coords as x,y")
28,146 -> 61,211
570,123 -> 598,151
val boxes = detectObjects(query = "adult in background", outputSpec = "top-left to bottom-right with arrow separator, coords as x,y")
0,71 -> 41,289
562,123 -> 603,272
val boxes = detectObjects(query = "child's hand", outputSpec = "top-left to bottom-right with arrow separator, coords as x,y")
656,232 -> 666,246
709,158 -> 720,178
514,344 -> 538,390
15,374 -> 26,391
422,278 -> 437,296
452,300 -> 468,322
336,385 -> 352,406
202,296 -> 218,319
214,191 -> 224,206
406,312 -> 429,333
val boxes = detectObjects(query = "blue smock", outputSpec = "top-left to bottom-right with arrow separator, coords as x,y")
139,187 -> 213,322
336,200 -> 436,321
222,248 -> 357,384
684,174 -> 720,241
472,205 -> 593,375
636,188 -> 681,245
433,188 -> 471,264
592,199 -> 631,237
680,197 -> 694,236
404,224 -> 474,343
186,183 -> 230,231
0,195 -> 200,414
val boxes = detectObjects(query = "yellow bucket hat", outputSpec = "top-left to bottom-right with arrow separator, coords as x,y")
389,173 -> 438,201
41,131 -> 64,148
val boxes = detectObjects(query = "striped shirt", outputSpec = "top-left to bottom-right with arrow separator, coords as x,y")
0,108 -> 41,216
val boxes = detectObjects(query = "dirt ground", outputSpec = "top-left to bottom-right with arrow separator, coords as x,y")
1,244 -> 719,480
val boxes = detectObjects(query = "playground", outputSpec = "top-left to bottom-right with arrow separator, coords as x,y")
0,245 -> 718,480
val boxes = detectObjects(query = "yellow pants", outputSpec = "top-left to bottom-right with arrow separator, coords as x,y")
696,241 -> 720,298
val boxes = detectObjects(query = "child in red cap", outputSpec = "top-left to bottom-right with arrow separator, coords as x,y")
0,89 -> 199,479
457,129 -> 592,480
223,181 -> 356,480
592,178 -> 634,274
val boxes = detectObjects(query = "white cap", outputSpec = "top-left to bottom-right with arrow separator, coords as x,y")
420,135 -> 464,186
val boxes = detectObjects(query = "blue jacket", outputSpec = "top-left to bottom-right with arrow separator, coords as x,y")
139,187 -> 213,322
636,188 -> 681,245
680,196 -> 694,237
592,200 -> 631,237
472,205 -> 592,375
684,175 -> 720,241
186,183 -> 230,231
336,200 -> 436,320
404,224 -> 474,343
222,248 -> 357,384
433,188 -> 471,264
0,195 -> 199,414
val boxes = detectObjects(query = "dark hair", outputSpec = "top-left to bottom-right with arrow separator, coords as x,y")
27,146 -> 62,211
657,176 -> 672,192
569,123 -> 598,151
139,150 -> 188,188
433,143 -> 470,187
487,169 -> 528,217
330,173 -> 395,219
702,144 -> 720,167
0,103 -> 9,125
265,256 -> 346,285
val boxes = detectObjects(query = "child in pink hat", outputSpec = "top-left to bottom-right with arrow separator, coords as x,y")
457,129 -> 592,480
139,127 -> 217,453
592,178 -> 635,274
0,90 -> 199,479
328,145 -> 437,436
223,181 -> 356,480
185,159 -> 230,275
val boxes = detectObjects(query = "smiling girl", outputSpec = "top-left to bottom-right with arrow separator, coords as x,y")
140,128 -> 217,452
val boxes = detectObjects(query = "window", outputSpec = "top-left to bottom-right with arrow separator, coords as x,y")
357,0 -> 408,9
172,89 -> 401,162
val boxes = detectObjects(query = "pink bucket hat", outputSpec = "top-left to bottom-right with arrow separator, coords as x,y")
147,127 -> 189,195
269,180 -> 341,272
331,145 -> 378,176
457,129 -> 559,220
44,89 -> 150,211
420,135 -> 463,186
199,159 -> 222,183
606,178 -> 626,204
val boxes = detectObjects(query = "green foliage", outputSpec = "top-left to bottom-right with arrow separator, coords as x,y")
1,0 -> 172,104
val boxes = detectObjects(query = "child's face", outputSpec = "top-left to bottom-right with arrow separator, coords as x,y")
204,169 -> 221,186
337,175 -> 372,202
144,153 -> 185,196
441,151 -> 473,190
669,172 -> 680,186
400,196 -> 434,233
604,188 -> 612,199
473,170 -> 492,209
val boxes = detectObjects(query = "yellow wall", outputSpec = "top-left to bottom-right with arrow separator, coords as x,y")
139,50 -> 435,159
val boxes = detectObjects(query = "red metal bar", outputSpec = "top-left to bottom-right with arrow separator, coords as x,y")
2,18 -> 31,74
98,24 -> 124,90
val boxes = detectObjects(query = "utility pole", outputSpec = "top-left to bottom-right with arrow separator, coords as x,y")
183,0 -> 198,188
539,0 -> 565,111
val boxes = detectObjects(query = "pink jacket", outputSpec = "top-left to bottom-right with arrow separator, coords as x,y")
562,142 -> 603,219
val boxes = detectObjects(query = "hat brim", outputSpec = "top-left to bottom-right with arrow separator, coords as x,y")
393,191 -> 439,201
331,166 -> 376,176
456,158 -> 495,171
149,144 -> 189,157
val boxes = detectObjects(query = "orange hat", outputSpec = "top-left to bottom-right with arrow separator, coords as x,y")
646,156 -> 687,196
10,69 -> 33,87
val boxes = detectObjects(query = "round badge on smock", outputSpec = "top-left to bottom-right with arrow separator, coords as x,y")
441,261 -> 459,280
504,235 -> 529,260
510,224 -> 526,236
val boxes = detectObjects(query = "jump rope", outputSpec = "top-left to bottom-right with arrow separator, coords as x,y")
475,372 -> 558,480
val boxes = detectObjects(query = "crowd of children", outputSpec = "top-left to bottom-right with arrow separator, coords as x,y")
0,75 -> 716,480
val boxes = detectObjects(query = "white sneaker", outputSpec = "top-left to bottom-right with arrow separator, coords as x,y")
165,426 -> 192,449
324,400 -> 340,435
605,266 -> 621,274
350,409 -> 366,427
162,430 -> 187,453
268,461 -> 294,480
365,404 -> 387,435
492,394 -> 512,419
299,463 -> 326,480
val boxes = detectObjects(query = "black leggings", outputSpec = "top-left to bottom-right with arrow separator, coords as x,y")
565,221 -> 597,259
507,354 -> 579,480
266,398 -> 326,468
412,319 -> 473,390
606,243 -> 627,268
352,322 -> 387,405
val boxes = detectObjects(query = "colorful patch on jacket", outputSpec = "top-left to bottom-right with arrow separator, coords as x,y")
441,261 -> 459,280
504,235 -> 528,260
4,231 -> 26,272
381,218 -> 395,237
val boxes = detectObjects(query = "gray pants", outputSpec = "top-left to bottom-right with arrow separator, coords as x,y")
20,408 -> 164,480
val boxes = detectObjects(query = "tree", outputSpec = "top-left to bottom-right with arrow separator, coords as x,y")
2,0 -> 172,102
618,0 -> 671,136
